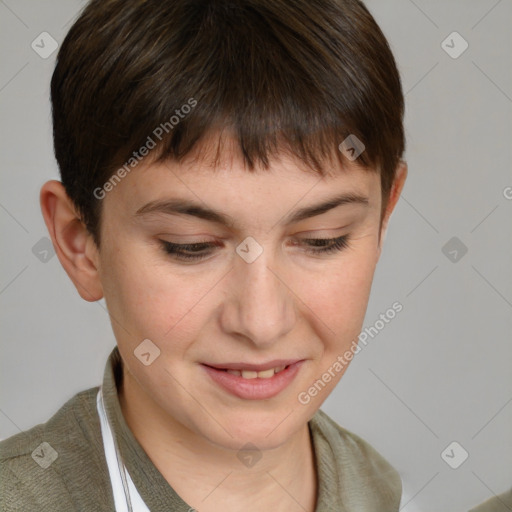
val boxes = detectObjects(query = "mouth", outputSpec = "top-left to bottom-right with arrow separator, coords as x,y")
201,360 -> 304,400
203,363 -> 292,379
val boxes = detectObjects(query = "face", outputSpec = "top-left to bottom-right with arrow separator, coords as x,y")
95,139 -> 387,451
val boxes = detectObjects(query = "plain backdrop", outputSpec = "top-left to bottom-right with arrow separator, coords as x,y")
1,1 -> 511,510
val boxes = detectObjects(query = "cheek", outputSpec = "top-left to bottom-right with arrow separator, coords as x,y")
99,245 -> 173,340
297,251 -> 377,347
101,245 -> 214,355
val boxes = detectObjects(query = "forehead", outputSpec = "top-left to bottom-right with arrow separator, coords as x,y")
102,138 -> 382,230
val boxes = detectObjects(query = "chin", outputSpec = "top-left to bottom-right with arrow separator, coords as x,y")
203,411 -> 305,451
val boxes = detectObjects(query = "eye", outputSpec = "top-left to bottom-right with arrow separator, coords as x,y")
298,234 -> 351,255
160,234 -> 351,262
160,240 -> 220,261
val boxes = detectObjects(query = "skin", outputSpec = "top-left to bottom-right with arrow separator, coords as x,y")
40,135 -> 407,512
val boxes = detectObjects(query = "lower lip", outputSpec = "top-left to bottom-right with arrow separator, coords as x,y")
201,361 -> 304,400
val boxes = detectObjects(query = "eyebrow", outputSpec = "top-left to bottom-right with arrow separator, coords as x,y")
134,193 -> 369,228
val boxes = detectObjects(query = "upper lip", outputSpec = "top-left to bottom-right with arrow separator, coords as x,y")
203,359 -> 303,372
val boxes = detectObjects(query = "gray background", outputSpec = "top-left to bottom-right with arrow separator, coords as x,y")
1,1 -> 511,510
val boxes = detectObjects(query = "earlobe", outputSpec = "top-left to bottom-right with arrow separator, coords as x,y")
39,180 -> 103,302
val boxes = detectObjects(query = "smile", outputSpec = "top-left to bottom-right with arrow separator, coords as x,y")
201,361 -> 304,400
222,366 -> 286,379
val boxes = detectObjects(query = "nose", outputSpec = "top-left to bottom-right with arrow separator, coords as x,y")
219,249 -> 297,348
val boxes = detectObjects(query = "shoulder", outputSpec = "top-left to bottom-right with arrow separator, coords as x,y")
469,488 -> 512,512
311,408 -> 398,467
0,387 -> 113,511
310,409 -> 402,505
0,387 -> 98,460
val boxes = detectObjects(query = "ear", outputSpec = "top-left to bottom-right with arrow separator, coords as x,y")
40,180 -> 103,302
376,161 -> 408,259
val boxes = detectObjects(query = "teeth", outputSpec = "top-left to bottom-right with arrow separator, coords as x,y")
255,368 -> 275,379
225,366 -> 287,379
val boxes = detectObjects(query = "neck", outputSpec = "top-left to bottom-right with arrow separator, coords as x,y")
118,363 -> 318,512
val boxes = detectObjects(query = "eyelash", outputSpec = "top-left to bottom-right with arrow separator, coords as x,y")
160,235 -> 351,261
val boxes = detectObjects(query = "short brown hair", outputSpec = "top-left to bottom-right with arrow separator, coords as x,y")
51,0 -> 405,248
